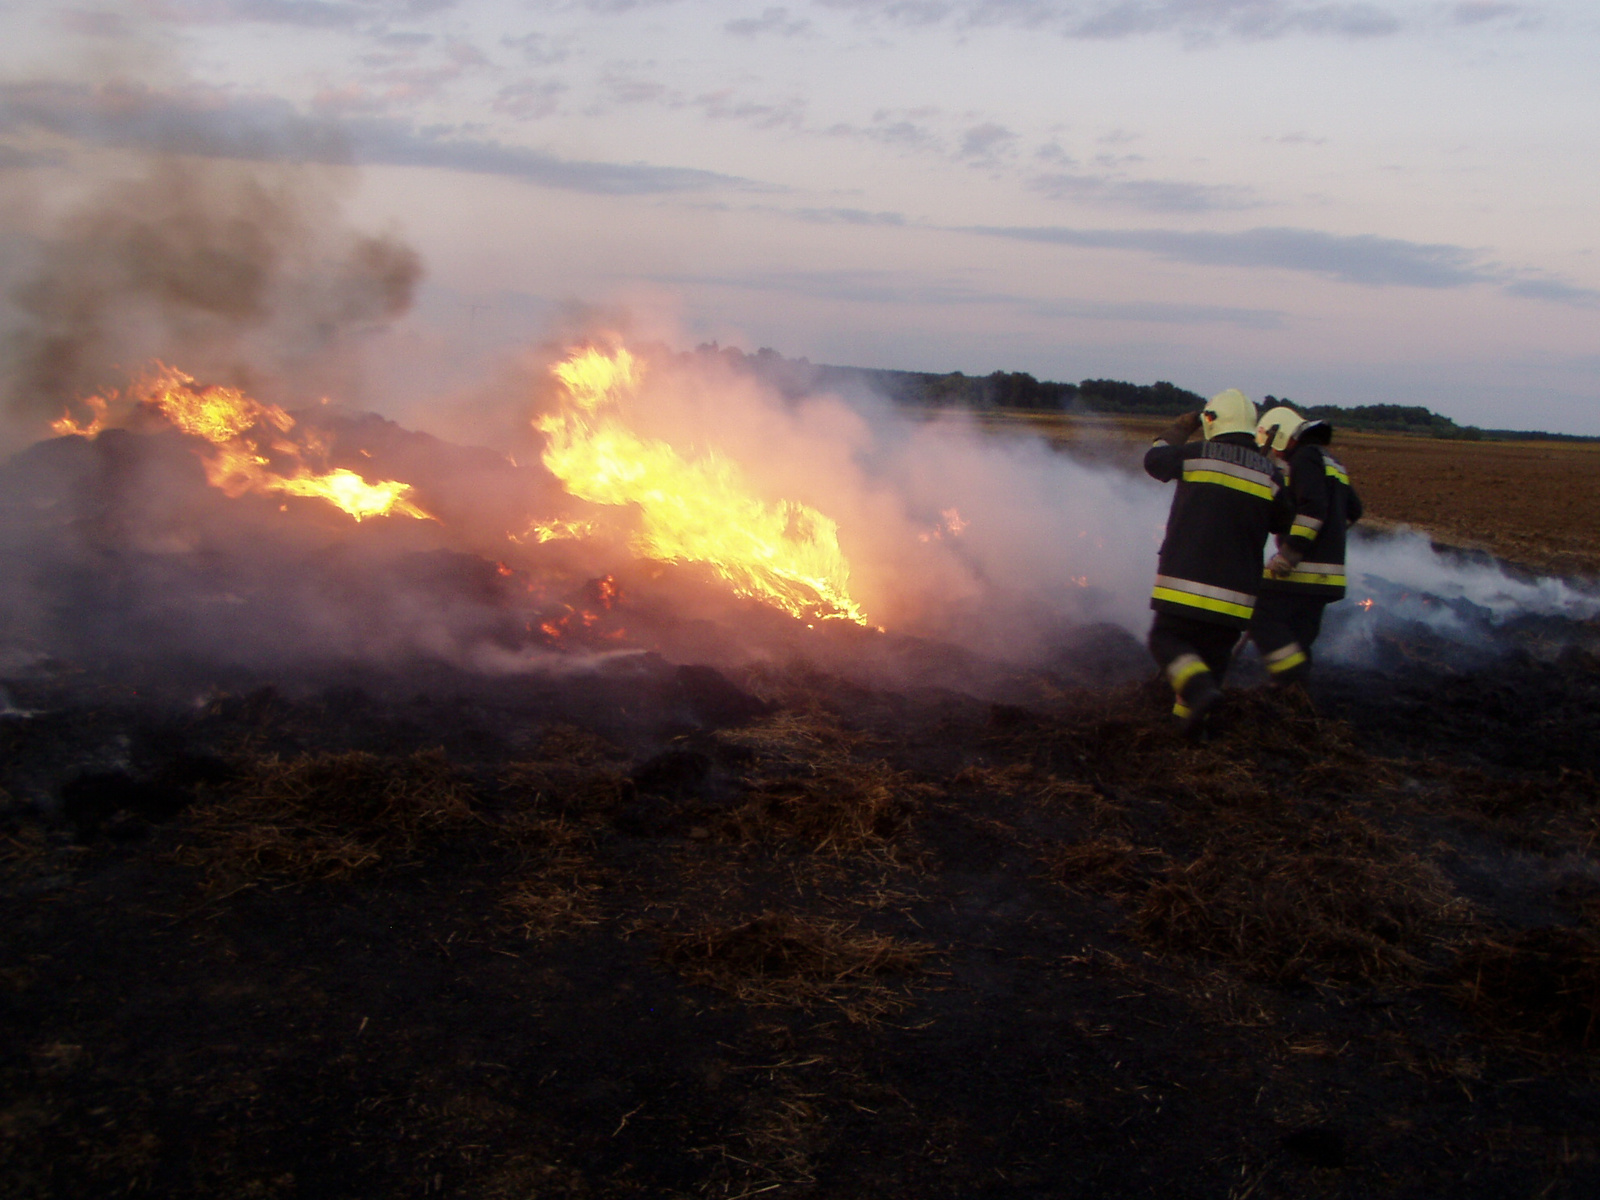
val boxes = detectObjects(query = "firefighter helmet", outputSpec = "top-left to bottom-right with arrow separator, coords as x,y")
1256,404 -> 1303,452
1201,389 -> 1257,440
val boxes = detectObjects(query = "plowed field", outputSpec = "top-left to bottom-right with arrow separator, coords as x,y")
1332,433 -> 1600,576
1000,413 -> 1600,577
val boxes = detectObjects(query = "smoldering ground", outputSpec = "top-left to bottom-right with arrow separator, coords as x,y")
5,550 -> 1600,1200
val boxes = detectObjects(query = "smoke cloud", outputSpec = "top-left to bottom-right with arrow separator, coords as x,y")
0,81 -> 1591,686
8,295 -> 1595,688
514,345 -> 1600,669
1,153 -> 420,451
1321,529 -> 1600,667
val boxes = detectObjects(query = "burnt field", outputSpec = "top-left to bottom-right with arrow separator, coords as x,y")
6,411 -> 1600,1200
7,602 -> 1600,1199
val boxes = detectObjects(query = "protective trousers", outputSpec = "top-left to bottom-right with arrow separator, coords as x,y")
1148,611 -> 1242,721
1250,591 -> 1327,685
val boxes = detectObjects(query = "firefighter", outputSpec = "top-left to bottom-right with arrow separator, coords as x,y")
1145,389 -> 1292,734
1249,405 -> 1363,686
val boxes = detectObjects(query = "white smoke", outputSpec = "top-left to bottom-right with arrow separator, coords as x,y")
1345,530 -> 1600,622
1320,529 -> 1600,666
483,343 -> 1179,662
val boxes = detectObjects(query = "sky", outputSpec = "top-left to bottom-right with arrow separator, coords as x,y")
1,1 -> 1598,433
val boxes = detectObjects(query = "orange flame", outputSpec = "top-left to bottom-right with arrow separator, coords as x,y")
50,393 -> 111,438
512,517 -> 605,545
60,363 -> 434,524
535,346 -> 868,625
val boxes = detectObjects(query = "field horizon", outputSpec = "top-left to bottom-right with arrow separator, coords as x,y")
965,410 -> 1600,580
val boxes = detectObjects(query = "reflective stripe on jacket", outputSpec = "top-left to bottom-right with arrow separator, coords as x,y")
1261,443 -> 1363,602
1145,434 -> 1292,629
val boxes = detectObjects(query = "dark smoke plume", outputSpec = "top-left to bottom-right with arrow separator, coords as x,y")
3,154 -> 420,439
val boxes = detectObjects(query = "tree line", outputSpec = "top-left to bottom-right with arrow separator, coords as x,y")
701,344 -> 1593,443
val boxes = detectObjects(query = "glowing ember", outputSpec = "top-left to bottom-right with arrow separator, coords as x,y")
57,362 -> 433,524
1358,598 -> 1375,611
534,575 -> 628,644
535,346 -> 868,625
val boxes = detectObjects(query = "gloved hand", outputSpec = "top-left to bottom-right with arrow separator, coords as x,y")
1158,410 -> 1204,446
1267,547 -> 1303,578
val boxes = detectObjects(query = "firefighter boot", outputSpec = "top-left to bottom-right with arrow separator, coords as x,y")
1261,640 -> 1310,687
1167,654 -> 1222,737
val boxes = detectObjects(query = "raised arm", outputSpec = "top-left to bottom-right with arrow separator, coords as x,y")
1144,410 -> 1202,481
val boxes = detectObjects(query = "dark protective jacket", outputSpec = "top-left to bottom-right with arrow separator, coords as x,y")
1144,430 -> 1292,629
1259,442 -> 1363,601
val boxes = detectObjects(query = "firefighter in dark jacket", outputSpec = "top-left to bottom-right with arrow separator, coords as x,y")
1145,389 -> 1292,733
1249,405 -> 1363,686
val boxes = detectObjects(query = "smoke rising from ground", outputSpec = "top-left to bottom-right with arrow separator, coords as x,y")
514,347 -> 1600,670
5,306 -> 1596,685
1322,529 -> 1600,667
0,126 -> 1591,682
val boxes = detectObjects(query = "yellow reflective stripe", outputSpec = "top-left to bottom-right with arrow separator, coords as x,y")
1167,654 -> 1209,692
1266,569 -> 1347,587
1182,468 -> 1275,500
1263,640 -> 1304,664
1155,575 -> 1255,607
1152,586 -> 1255,620
1173,701 -> 1193,719
1186,456 -> 1276,484
1266,650 -> 1308,674
1324,463 -> 1349,485
1290,522 -> 1320,541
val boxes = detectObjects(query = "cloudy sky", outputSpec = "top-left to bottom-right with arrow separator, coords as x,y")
2,1 -> 1598,432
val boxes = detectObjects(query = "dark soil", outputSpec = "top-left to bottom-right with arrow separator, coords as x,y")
6,624 -> 1600,1200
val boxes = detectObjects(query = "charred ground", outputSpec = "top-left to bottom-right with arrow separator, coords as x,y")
5,611 -> 1600,1199
5,415 -> 1600,1198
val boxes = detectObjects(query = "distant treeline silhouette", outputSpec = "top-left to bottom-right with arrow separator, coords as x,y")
703,344 -> 1595,443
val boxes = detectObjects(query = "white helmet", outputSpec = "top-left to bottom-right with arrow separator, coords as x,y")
1201,389 -> 1257,441
1256,405 -> 1304,453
